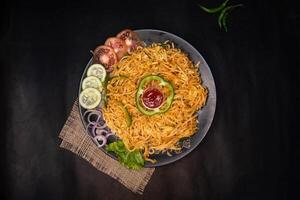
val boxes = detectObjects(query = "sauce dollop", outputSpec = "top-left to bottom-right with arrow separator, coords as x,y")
142,88 -> 164,109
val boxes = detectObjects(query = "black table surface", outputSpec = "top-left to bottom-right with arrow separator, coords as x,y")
2,0 -> 299,199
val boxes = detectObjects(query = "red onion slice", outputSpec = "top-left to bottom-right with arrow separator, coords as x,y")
87,122 -> 106,129
88,112 -> 101,123
91,123 -> 98,137
83,109 -> 114,147
105,133 -> 114,139
95,123 -> 107,129
84,110 -> 103,123
95,129 -> 108,136
93,135 -> 107,147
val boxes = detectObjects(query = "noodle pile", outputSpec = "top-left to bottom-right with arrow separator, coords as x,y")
103,43 -> 208,162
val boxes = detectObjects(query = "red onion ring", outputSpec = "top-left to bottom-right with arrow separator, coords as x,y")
83,109 -> 114,147
83,110 -> 101,118
86,122 -> 97,137
85,110 -> 102,124
86,121 -> 107,129
93,135 -> 107,147
96,129 -> 108,136
95,123 -> 107,129
84,109 -> 102,115
105,133 -> 114,139
91,124 -> 98,137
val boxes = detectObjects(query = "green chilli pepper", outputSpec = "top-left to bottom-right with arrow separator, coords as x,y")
135,75 -> 174,116
199,0 -> 229,13
117,101 -> 132,127
198,0 -> 243,31
109,74 -> 129,80
222,12 -> 229,32
101,75 -> 109,108
102,74 -> 128,108
218,4 -> 243,29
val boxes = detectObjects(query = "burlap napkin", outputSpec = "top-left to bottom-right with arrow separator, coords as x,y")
58,99 -> 155,194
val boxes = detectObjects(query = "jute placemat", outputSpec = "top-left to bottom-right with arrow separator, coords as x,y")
58,99 -> 155,194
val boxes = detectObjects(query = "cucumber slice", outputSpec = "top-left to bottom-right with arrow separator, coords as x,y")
82,76 -> 103,91
87,64 -> 107,82
79,88 -> 101,109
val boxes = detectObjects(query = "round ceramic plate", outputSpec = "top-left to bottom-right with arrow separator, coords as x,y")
79,29 -> 216,167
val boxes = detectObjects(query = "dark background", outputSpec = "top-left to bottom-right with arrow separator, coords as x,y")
1,0 -> 299,199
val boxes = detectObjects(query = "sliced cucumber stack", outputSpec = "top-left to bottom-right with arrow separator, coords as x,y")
79,63 -> 107,109
79,88 -> 102,109
82,76 -> 103,91
87,64 -> 107,82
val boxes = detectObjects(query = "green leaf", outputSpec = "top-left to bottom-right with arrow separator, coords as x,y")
105,140 -> 126,153
106,141 -> 145,170
134,151 -> 145,165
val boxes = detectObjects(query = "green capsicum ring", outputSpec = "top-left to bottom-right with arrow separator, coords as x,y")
135,75 -> 174,116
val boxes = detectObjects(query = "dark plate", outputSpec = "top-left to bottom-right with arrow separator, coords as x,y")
79,29 -> 216,167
